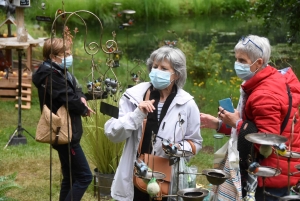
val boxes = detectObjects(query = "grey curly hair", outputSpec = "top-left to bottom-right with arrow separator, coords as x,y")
234,35 -> 271,68
146,46 -> 187,89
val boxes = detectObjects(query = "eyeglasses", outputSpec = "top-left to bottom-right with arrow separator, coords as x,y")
240,36 -> 263,55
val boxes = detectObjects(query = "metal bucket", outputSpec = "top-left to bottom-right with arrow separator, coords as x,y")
202,169 -> 230,185
177,188 -> 209,201
94,168 -> 114,198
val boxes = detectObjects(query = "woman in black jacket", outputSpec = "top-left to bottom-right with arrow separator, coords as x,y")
33,38 -> 94,201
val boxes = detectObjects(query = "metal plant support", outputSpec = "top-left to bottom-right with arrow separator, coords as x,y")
47,8 -> 124,200
134,113 -> 231,201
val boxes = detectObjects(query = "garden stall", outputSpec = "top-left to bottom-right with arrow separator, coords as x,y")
0,10 -> 43,109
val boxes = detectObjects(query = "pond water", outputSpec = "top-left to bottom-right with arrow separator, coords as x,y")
97,15 -> 299,75
44,14 -> 299,78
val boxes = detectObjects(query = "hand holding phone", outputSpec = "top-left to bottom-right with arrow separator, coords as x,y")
219,98 -> 234,113
219,98 -> 234,128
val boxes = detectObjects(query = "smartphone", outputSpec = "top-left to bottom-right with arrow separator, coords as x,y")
219,98 -> 234,128
218,98 -> 234,113
100,101 -> 119,119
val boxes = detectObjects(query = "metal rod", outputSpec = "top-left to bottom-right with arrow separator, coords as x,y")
288,157 -> 291,195
263,191 -> 281,199
290,170 -> 300,176
263,177 -> 266,201
17,49 -> 22,136
161,194 -> 178,197
177,172 -> 204,176
177,159 -> 179,201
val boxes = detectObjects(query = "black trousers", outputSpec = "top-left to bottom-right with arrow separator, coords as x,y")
53,143 -> 93,201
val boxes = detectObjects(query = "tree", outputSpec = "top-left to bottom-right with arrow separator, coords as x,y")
235,0 -> 300,44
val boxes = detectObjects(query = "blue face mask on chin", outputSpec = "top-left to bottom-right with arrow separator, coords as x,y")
234,59 -> 260,80
58,55 -> 73,69
149,68 -> 174,90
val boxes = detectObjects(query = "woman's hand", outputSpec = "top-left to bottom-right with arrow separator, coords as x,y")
138,99 -> 155,114
81,97 -> 95,117
82,106 -> 96,117
81,97 -> 87,106
200,113 -> 219,129
218,106 -> 240,128
86,106 -> 96,117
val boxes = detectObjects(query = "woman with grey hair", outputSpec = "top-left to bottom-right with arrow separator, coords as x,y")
201,34 -> 300,200
105,46 -> 203,201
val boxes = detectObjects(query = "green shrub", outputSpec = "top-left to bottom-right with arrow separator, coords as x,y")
176,36 -> 230,80
0,172 -> 21,201
81,95 -> 125,174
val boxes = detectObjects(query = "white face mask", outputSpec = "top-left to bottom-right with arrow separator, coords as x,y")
149,68 -> 174,90
57,55 -> 73,69
234,59 -> 260,80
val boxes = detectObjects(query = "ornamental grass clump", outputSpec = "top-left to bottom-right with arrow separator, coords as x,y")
0,172 -> 21,201
82,96 -> 124,174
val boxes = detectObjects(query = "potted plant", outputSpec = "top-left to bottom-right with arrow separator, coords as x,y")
82,94 -> 124,198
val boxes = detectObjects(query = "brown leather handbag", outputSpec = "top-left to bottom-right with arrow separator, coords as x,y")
35,77 -> 72,145
133,153 -> 171,200
35,104 -> 72,145
133,117 -> 172,200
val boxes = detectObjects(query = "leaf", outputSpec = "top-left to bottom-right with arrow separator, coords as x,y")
81,95 -> 125,174
0,172 -> 21,201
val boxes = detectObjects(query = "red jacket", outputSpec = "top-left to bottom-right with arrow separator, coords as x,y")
220,65 -> 300,188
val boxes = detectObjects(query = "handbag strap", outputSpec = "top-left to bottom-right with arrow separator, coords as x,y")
43,77 -> 48,106
280,83 -> 292,134
43,76 -> 62,145
137,88 -> 151,155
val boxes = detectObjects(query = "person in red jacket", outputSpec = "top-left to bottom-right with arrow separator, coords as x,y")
201,35 -> 300,200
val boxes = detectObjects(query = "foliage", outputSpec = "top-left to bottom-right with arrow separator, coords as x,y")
23,0 -> 250,24
0,172 -> 21,201
233,0 -> 300,43
81,95 -> 125,174
220,0 -> 250,15
176,36 -> 231,80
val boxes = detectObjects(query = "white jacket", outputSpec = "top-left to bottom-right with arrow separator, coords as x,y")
104,82 -> 202,201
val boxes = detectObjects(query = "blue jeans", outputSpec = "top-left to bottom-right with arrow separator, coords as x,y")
53,143 -> 93,201
255,186 -> 288,201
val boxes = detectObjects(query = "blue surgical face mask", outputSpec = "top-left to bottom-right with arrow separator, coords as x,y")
149,68 -> 174,90
234,59 -> 260,80
58,55 -> 73,69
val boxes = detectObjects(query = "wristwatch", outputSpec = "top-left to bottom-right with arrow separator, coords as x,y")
216,119 -> 222,131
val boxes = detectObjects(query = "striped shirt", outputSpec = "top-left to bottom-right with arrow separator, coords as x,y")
157,102 -> 164,121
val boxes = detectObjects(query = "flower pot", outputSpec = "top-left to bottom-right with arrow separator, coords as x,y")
94,168 -> 114,199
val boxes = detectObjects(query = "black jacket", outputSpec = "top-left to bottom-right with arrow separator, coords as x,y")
32,60 -> 88,144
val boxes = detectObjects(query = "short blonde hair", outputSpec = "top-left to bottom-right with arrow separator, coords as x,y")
43,38 -> 71,60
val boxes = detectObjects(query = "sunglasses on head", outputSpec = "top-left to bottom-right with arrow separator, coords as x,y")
240,36 -> 263,55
